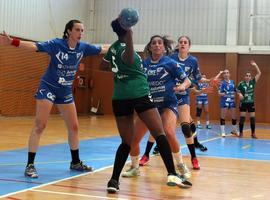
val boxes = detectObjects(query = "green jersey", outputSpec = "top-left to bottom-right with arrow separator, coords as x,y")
104,40 -> 150,100
237,78 -> 256,103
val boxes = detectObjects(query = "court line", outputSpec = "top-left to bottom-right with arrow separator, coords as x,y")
0,157 -> 114,167
242,144 -> 251,149
31,189 -> 128,200
0,165 -> 113,198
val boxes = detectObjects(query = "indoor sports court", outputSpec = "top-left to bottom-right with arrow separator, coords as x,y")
0,0 -> 270,199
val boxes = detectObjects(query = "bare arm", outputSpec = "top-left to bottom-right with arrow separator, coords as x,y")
0,31 -> 37,52
250,60 -> 261,82
174,78 -> 191,92
122,29 -> 134,65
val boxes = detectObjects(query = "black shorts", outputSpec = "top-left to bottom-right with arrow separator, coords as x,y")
239,102 -> 255,112
112,95 -> 156,117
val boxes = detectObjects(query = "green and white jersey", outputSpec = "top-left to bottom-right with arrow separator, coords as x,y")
104,40 -> 150,100
237,78 -> 256,103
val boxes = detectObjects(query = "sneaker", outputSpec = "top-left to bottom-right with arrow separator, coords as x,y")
107,179 -> 119,193
221,133 -> 226,137
251,134 -> 258,139
25,164 -> 38,178
206,125 -> 212,129
152,145 -> 159,156
167,174 -> 192,188
139,155 -> 149,166
122,167 -> 140,177
231,130 -> 239,136
191,157 -> 200,170
70,161 -> 93,172
195,143 -> 208,152
197,124 -> 203,129
177,163 -> 191,179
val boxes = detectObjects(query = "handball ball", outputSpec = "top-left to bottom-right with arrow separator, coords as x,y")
118,8 -> 139,29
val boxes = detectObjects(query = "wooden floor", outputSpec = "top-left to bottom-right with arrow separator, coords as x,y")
1,115 -> 270,200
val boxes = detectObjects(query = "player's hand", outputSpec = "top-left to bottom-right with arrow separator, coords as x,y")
250,60 -> 257,66
238,93 -> 244,100
0,31 -> 12,46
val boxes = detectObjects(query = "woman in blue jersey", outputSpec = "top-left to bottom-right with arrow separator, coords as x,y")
191,74 -> 213,129
218,69 -> 238,137
122,35 -> 191,179
0,20 -> 106,178
170,36 -> 213,169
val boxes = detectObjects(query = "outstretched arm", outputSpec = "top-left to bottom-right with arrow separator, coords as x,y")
122,29 -> 134,65
250,60 -> 261,82
0,31 -> 37,52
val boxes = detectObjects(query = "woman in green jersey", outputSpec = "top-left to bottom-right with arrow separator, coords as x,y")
237,60 -> 261,138
100,18 -> 191,193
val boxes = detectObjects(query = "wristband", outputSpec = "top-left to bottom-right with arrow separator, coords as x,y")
11,38 -> 20,47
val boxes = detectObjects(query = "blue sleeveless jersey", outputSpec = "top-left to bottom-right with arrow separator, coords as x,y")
170,53 -> 202,104
219,80 -> 236,108
143,56 -> 187,108
196,82 -> 209,102
36,38 -> 101,88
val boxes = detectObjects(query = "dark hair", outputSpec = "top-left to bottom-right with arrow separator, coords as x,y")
144,35 -> 176,58
178,35 -> 191,45
63,19 -> 82,39
111,19 -> 127,37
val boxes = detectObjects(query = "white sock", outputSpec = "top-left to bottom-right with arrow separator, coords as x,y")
232,125 -> 237,132
221,125 -> 225,134
131,156 -> 139,168
197,121 -> 201,125
172,151 -> 183,165
206,121 -> 210,125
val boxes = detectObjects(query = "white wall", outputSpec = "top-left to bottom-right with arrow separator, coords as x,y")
0,0 -> 93,41
93,0 -> 228,45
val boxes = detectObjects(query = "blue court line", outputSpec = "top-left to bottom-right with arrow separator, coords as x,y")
0,125 -> 269,197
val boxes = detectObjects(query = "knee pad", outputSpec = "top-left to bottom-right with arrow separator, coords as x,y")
190,121 -> 196,133
232,119 -> 237,125
220,118 -> 225,125
181,122 -> 192,138
250,117 -> 255,124
196,107 -> 202,117
239,116 -> 245,124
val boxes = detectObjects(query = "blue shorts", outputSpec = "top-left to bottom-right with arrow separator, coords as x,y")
35,81 -> 74,104
196,99 -> 208,105
176,94 -> 190,106
220,101 -> 235,109
157,102 -> 179,118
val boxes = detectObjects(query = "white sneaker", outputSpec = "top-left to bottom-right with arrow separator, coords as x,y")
167,174 -> 192,188
122,167 -> 140,178
177,163 -> 191,179
221,133 -> 226,137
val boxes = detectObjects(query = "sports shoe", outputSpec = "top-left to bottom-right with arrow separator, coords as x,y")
231,130 -> 239,136
251,134 -> 258,139
25,164 -> 38,178
107,179 -> 119,193
195,143 -> 208,152
70,161 -> 93,172
191,157 -> 200,170
177,163 -> 191,179
167,174 -> 192,188
122,167 -> 140,177
197,124 -> 203,129
206,125 -> 212,129
221,133 -> 226,137
152,145 -> 159,155
139,155 -> 149,166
